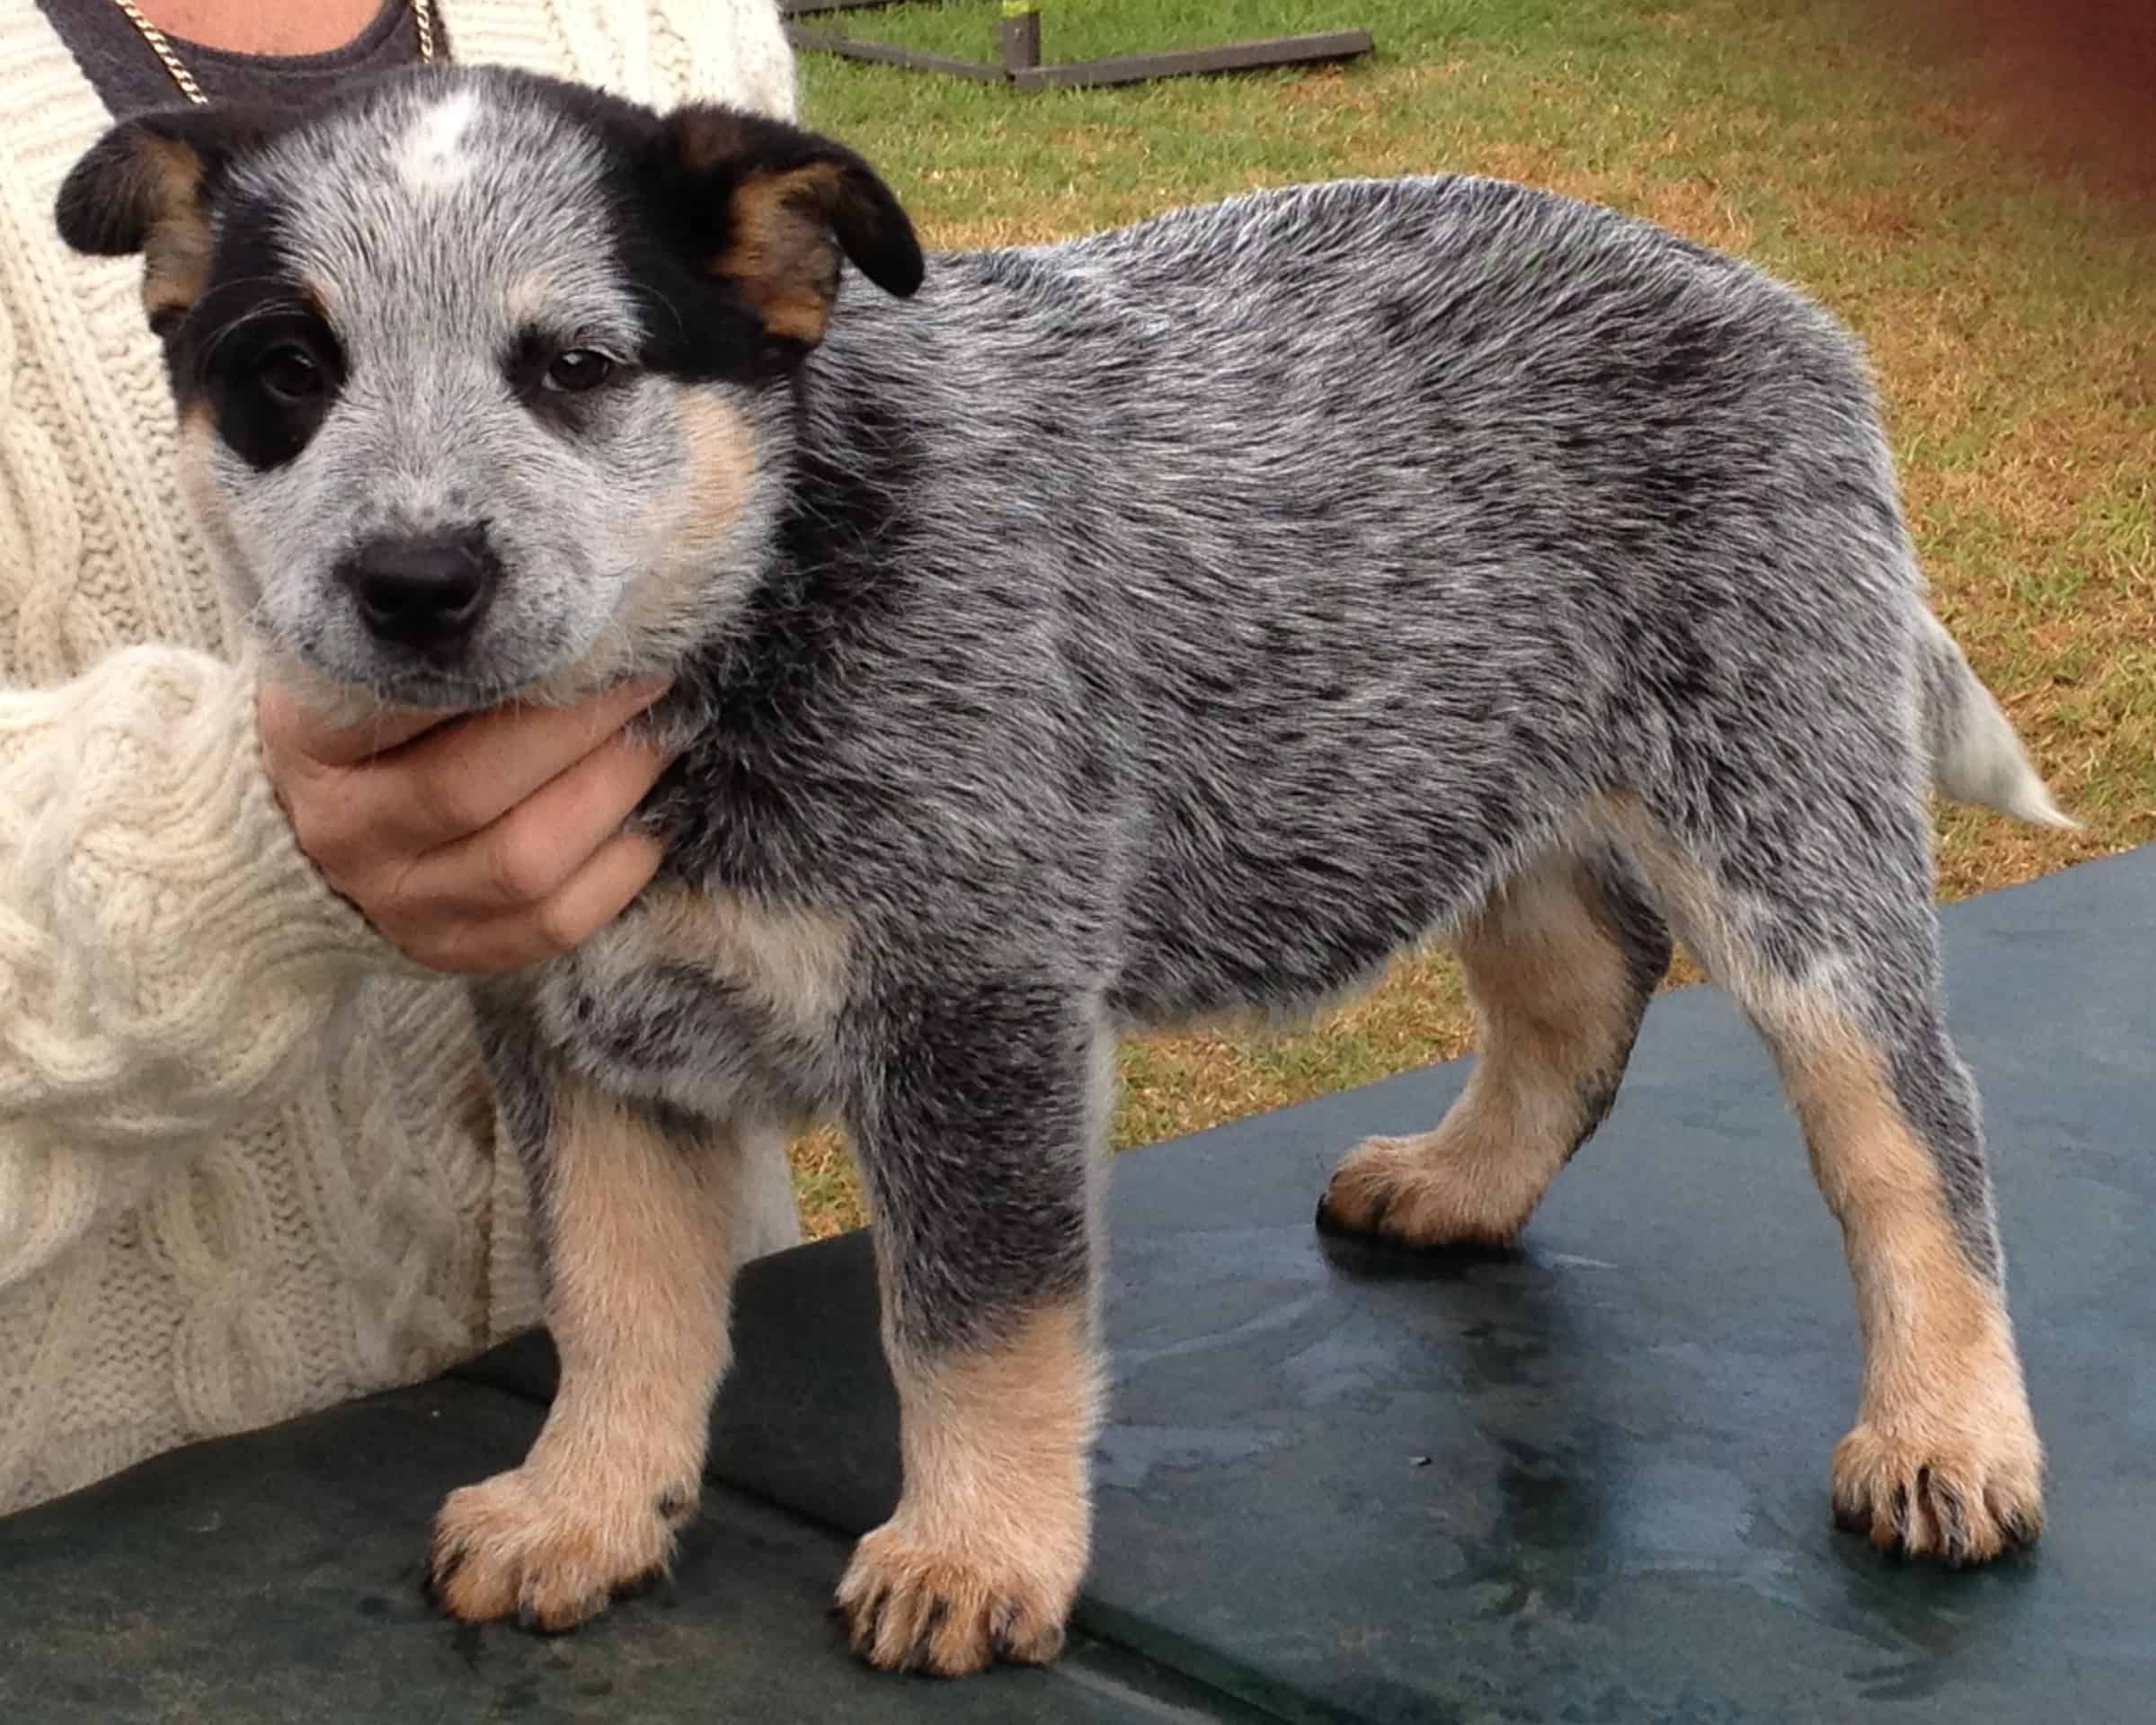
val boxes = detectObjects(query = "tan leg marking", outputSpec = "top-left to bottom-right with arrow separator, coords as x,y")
1602,809 -> 2041,1560
575,882 -> 852,1043
429,1082 -> 739,1630
1784,1026 -> 2043,1563
836,1303 -> 1102,1676
1320,855 -> 1646,1246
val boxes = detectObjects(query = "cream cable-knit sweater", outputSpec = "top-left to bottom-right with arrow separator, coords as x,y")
0,0 -> 803,1513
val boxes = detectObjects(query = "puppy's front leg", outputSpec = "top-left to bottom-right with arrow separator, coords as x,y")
429,1070 -> 741,1631
837,981 -> 1108,1677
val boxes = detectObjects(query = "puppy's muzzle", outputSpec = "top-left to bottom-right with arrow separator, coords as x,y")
337,526 -> 501,655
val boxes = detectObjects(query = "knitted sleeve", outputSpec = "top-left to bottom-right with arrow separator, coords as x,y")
0,644 -> 400,1288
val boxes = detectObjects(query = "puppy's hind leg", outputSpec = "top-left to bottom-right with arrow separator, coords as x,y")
1796,1012 -> 2043,1563
428,1000 -> 743,1630
1637,811 -> 2044,1564
1318,843 -> 1671,1248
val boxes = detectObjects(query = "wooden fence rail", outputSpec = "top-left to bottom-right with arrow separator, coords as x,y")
778,2 -> 1375,92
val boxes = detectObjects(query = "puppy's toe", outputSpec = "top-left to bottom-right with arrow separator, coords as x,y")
427,1466 -> 683,1632
1831,1420 -> 2044,1565
1317,1135 -> 1531,1249
835,1522 -> 1073,1677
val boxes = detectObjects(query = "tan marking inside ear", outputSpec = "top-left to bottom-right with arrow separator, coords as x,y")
135,133 -> 215,326
1779,1025 -> 2043,1560
712,164 -> 847,345
1322,850 -> 1645,1246
430,1083 -> 741,1629
582,883 -> 853,1041
838,1301 -> 1101,1674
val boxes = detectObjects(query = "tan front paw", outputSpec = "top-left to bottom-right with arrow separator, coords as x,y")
426,1465 -> 693,1631
1831,1415 -> 2045,1565
1316,1134 -> 1537,1248
835,1520 -> 1080,1677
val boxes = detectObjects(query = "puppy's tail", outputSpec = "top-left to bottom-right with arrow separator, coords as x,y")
1916,609 -> 2078,830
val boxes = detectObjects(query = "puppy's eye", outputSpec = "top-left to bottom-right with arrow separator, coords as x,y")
257,345 -> 324,404
545,350 -> 615,393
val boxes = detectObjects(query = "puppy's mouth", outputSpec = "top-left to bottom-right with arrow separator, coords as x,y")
282,612 -> 623,717
280,638 -> 532,715
353,662 -> 537,712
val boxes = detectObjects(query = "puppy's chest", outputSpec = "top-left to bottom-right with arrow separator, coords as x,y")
534,884 -> 854,1125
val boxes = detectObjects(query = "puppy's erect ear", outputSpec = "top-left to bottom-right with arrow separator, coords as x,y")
57,105 -> 284,334
659,106 -> 925,348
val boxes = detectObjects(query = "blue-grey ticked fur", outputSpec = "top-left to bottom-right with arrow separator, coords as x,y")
62,66 -> 2063,1586
640,172 -> 2042,1295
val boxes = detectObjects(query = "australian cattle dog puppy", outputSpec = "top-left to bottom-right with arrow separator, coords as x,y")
61,64 -> 2069,1677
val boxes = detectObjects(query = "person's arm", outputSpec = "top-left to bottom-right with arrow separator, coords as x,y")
0,646 -> 385,1284
0,644 -> 670,1287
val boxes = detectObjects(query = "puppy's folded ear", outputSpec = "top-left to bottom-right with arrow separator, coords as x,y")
658,106 -> 924,349
57,105 -> 283,333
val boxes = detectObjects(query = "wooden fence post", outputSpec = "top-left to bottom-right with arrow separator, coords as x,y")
998,1 -> 1043,77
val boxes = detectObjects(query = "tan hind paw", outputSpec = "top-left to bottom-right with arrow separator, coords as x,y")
1831,1416 -> 2044,1565
1317,1133 -> 1542,1248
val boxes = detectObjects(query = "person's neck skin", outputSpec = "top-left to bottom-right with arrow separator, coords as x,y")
127,0 -> 394,57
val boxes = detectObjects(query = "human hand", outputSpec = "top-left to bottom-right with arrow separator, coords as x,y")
258,676 -> 674,975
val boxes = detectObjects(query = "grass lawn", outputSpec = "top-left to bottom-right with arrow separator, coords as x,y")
782,0 -> 2156,1237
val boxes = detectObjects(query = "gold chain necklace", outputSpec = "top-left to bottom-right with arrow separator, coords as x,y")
107,0 -> 439,105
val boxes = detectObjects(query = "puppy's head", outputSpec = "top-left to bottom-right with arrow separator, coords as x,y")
58,68 -> 922,710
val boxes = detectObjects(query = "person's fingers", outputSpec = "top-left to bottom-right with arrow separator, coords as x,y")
361,677 -> 671,852
413,833 -> 667,975
381,731 -> 676,919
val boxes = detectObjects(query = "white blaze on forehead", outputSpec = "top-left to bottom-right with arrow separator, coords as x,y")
395,87 -> 483,194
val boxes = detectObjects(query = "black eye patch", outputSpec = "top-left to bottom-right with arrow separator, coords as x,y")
162,202 -> 345,472
177,289 -> 346,472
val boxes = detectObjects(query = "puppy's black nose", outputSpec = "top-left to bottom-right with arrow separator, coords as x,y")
340,528 -> 499,650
